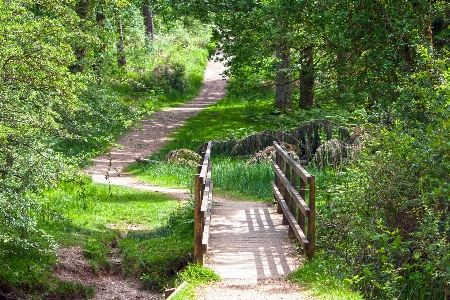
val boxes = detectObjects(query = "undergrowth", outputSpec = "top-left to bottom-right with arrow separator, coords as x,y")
120,199 -> 195,291
170,263 -> 220,300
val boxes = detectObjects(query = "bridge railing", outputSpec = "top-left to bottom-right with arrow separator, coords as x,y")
271,141 -> 316,259
194,141 -> 213,264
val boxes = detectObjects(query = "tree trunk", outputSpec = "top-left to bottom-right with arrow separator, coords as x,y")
336,52 -> 347,100
70,0 -> 91,73
142,5 -> 155,41
275,43 -> 293,111
117,18 -> 126,67
299,46 -> 314,109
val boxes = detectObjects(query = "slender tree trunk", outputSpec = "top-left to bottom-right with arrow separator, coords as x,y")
142,5 -> 154,41
336,52 -> 347,99
70,0 -> 90,73
299,46 -> 314,109
117,18 -> 126,66
275,43 -> 292,111
93,11 -> 106,79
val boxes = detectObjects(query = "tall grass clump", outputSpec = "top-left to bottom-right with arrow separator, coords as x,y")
288,259 -> 363,300
213,158 -> 273,201
128,162 -> 196,190
170,263 -> 220,300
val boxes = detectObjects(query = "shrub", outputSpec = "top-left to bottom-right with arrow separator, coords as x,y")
317,126 -> 449,299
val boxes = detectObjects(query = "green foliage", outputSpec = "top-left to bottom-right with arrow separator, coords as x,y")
129,18 -> 210,100
316,127 -> 449,299
288,258 -> 363,300
54,84 -> 140,160
0,2 -> 84,289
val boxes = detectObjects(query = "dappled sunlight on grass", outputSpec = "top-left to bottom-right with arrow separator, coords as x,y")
42,182 -> 181,241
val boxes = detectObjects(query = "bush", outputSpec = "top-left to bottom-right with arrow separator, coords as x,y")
317,126 -> 449,299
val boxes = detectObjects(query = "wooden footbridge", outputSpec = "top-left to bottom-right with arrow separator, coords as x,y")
193,141 -> 316,281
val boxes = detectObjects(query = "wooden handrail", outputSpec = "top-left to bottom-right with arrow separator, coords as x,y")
194,141 -> 213,264
271,141 -> 316,259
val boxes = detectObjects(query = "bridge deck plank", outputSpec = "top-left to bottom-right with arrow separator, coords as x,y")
204,201 -> 302,282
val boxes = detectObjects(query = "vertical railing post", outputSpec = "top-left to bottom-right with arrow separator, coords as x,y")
285,161 -> 293,235
298,179 -> 306,234
290,171 -> 297,237
194,173 -> 203,264
306,175 -> 315,259
275,151 -> 283,215
279,156 -> 288,226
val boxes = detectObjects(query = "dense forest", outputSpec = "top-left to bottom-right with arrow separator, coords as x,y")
0,0 -> 449,299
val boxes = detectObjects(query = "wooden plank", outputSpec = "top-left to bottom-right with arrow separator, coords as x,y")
271,163 -> 311,217
202,206 -> 211,253
271,182 -> 309,247
273,141 -> 312,184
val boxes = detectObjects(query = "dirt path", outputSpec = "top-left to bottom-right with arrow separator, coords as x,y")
85,55 -> 227,198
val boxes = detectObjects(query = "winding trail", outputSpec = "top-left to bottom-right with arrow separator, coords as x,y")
85,56 -> 227,198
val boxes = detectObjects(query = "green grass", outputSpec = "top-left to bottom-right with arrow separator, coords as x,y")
170,263 -> 220,300
126,162 -> 197,190
43,181 -> 179,235
41,180 -> 182,264
38,180 -> 196,292
119,199 -> 196,291
128,157 -> 274,202
0,180 -> 183,298
212,158 -> 274,202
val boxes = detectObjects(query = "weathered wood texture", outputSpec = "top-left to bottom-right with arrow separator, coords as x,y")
271,141 -> 316,259
204,201 -> 301,281
194,141 -> 213,264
